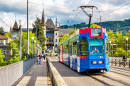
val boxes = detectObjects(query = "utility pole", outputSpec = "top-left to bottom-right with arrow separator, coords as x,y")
36,15 -> 37,56
79,5 -> 98,28
100,16 -> 101,26
27,0 -> 29,59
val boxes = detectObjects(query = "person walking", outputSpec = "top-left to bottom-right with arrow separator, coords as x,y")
122,54 -> 127,67
39,53 -> 42,65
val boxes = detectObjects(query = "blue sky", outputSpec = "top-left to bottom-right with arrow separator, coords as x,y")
0,0 -> 130,32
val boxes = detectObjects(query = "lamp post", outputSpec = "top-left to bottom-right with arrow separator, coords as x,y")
34,40 -> 36,56
68,20 -> 70,29
31,37 -> 34,58
19,20 -> 22,61
126,37 -> 128,56
109,41 -> 111,57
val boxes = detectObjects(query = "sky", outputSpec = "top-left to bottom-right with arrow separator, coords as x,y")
0,0 -> 130,32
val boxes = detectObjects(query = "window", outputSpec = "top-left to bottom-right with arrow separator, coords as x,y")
106,39 -> 109,55
80,39 -> 88,55
2,49 -> 6,54
56,33 -> 57,36
89,38 -> 104,55
0,40 -> 2,43
63,45 -> 68,54
55,44 -> 57,47
55,39 -> 57,42
72,41 -> 77,54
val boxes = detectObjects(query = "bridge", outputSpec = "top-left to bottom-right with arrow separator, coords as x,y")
0,56 -> 130,86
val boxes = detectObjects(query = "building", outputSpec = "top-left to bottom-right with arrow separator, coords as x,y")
40,11 -> 74,52
0,35 -> 11,61
10,21 -> 20,40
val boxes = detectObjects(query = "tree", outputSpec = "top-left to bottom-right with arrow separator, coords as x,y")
0,27 -> 4,35
0,49 -> 5,66
32,17 -> 46,51
4,32 -> 12,38
107,30 -> 115,43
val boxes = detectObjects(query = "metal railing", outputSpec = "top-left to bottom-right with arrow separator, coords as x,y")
46,57 -> 68,86
0,58 -> 37,86
110,59 -> 130,68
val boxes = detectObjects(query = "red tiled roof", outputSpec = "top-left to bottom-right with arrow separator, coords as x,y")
0,35 -> 8,38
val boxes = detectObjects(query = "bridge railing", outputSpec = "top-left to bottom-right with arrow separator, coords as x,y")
110,59 -> 130,68
46,57 -> 68,86
0,58 -> 37,86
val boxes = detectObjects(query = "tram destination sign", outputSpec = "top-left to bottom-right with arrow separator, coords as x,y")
91,28 -> 101,36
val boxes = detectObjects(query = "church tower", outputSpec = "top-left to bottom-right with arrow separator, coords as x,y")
54,18 -> 59,52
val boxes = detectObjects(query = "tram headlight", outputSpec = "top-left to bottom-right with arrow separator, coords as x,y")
92,61 -> 97,64
98,61 -> 103,64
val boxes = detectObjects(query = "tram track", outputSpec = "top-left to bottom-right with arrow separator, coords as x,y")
100,74 -> 130,86
49,57 -> 130,86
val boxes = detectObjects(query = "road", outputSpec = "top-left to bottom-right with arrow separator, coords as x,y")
49,57 -> 130,86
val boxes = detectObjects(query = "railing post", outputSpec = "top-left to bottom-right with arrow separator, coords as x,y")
119,59 -> 121,67
115,59 -> 116,66
129,60 -> 130,68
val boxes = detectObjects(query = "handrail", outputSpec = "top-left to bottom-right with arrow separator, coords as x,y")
46,57 -> 68,86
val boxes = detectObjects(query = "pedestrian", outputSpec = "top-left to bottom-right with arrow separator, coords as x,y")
122,54 -> 127,67
43,54 -> 47,60
39,53 -> 42,65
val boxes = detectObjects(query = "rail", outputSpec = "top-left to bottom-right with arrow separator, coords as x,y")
110,59 -> 130,68
46,57 -> 68,86
0,58 -> 37,86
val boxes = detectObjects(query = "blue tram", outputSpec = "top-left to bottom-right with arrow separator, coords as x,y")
59,27 -> 109,72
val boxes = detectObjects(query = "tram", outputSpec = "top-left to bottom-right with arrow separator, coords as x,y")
59,27 -> 109,72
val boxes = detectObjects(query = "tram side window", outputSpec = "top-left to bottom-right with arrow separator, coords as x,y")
80,39 -> 88,55
63,45 -> 68,54
72,41 -> 77,54
106,39 -> 109,55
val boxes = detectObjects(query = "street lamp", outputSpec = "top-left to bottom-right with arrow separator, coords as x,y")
19,20 -> 22,61
126,37 -> 128,56
109,41 -> 111,57
34,40 -> 36,56
31,37 -> 34,58
68,20 -> 70,29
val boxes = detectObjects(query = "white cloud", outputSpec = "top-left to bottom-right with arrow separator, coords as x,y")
0,0 -> 130,32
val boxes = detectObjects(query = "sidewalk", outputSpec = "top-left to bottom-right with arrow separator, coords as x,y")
16,59 -> 52,86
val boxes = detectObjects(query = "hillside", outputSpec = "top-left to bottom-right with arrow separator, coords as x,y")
60,18 -> 130,34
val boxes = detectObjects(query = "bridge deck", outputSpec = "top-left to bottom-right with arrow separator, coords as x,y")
16,59 -> 52,86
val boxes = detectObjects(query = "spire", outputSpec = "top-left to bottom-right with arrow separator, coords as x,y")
55,17 -> 57,27
13,21 -> 19,30
42,10 -> 45,26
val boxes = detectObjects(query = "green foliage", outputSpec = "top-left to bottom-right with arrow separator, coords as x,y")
90,23 -> 101,28
60,34 -> 69,42
113,48 -> 126,57
0,27 -> 5,35
69,29 -> 78,36
0,49 -> 5,66
127,50 -> 130,58
107,30 -> 115,43
4,32 -> 12,38
32,17 -> 46,50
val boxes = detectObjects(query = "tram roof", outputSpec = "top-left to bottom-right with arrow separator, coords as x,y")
59,27 -> 106,45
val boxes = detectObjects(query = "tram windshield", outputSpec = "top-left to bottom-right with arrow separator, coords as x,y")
89,38 -> 104,55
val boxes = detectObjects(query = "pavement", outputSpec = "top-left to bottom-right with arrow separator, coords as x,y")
16,59 -> 52,86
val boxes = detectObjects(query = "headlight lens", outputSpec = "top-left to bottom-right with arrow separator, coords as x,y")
92,61 -> 97,64
98,61 -> 103,64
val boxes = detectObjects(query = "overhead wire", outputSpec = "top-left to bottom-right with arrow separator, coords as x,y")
0,17 -> 10,27
93,2 -> 130,23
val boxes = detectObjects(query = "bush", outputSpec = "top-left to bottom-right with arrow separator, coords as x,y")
113,48 -> 126,57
